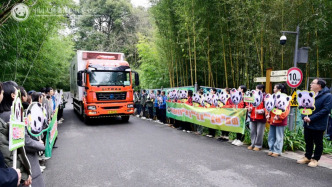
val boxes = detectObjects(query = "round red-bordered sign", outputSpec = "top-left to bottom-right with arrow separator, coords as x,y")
286,67 -> 303,88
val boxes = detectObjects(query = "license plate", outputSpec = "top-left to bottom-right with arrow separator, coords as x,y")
108,111 -> 117,114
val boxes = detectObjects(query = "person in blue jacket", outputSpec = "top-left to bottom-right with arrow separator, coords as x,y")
154,90 -> 161,122
297,78 -> 332,167
159,91 -> 167,124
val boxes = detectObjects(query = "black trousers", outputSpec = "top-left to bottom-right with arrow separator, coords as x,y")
304,128 -> 325,161
156,107 -> 160,120
57,108 -> 63,121
160,109 -> 166,123
208,128 -> 216,137
148,106 -> 153,119
236,133 -> 245,141
221,131 -> 229,136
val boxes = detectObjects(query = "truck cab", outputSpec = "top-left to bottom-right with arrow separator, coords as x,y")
70,50 -> 139,123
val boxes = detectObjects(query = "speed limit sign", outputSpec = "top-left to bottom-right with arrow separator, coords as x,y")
287,67 -> 303,88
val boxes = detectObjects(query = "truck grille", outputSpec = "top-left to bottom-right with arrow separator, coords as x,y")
96,92 -> 126,101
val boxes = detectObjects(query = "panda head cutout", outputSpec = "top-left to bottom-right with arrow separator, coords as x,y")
168,89 -> 177,100
178,90 -> 188,99
230,88 -> 243,105
212,94 -> 219,107
296,90 -> 316,110
13,97 -> 23,122
203,93 -> 213,105
26,103 -> 48,135
243,91 -> 254,103
274,93 -> 291,112
252,90 -> 263,107
264,94 -> 275,112
219,90 -> 230,105
193,93 -> 203,105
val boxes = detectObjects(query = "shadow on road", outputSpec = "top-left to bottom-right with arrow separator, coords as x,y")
72,111 -> 134,127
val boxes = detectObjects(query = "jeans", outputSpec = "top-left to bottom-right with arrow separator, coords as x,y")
304,128 -> 325,161
268,125 -> 285,154
249,121 -> 266,148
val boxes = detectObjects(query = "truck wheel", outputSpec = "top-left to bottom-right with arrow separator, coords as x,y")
81,104 -> 90,124
121,116 -> 130,122
83,115 -> 90,124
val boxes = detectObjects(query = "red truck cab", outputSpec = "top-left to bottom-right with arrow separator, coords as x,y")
71,51 -> 139,123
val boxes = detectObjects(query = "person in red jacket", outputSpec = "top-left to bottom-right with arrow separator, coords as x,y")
218,88 -> 232,141
266,83 -> 290,157
247,84 -> 266,151
231,86 -> 247,146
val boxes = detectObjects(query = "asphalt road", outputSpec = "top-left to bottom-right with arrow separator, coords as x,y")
44,104 -> 332,187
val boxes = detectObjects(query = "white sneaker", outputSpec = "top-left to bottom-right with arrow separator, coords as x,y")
136,115 -> 140,117
232,139 -> 238,145
39,156 -> 50,160
235,140 -> 243,146
183,130 -> 186,132
206,135 -> 213,138
142,117 -> 146,119
187,131 -> 191,133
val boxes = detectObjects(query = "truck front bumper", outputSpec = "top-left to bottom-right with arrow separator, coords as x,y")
85,102 -> 134,117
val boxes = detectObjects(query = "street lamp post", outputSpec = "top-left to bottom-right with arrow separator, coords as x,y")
280,25 -> 300,131
281,25 -> 300,67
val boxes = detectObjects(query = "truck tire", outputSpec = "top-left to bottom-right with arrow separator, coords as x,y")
121,116 -> 130,122
80,103 -> 90,124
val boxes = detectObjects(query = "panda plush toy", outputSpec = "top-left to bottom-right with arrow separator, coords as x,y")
230,88 -> 243,105
296,90 -> 316,115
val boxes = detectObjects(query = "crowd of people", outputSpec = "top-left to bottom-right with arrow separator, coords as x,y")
0,81 -> 66,187
135,78 -> 332,168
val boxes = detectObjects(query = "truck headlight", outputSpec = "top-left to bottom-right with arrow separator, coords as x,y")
127,104 -> 134,108
87,105 -> 96,110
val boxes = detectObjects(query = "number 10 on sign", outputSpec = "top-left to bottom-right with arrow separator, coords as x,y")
287,67 -> 303,88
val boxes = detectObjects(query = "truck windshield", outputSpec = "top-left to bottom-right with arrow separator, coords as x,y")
89,71 -> 130,86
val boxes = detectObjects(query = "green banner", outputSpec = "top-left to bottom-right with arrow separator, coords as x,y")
166,102 -> 247,134
45,108 -> 58,158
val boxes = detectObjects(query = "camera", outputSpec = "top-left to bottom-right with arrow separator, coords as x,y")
280,35 -> 287,45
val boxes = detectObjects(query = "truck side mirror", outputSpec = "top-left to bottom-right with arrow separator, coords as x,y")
77,71 -> 83,87
134,72 -> 139,86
